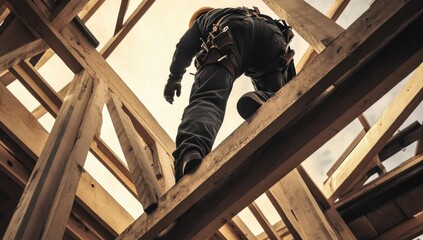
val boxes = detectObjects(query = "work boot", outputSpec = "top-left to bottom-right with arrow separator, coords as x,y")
174,150 -> 203,182
237,92 -> 267,119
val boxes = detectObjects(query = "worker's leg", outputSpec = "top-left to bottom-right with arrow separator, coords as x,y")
173,64 -> 234,179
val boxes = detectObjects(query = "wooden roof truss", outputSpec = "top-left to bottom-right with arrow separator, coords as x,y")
0,0 -> 421,239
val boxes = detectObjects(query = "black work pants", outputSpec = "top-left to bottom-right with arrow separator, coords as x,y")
173,16 -> 290,166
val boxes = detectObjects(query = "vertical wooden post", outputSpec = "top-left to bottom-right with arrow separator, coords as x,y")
3,70 -> 99,240
106,92 -> 161,213
42,76 -> 108,239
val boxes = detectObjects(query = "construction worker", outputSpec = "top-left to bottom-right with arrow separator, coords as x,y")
164,6 -> 296,182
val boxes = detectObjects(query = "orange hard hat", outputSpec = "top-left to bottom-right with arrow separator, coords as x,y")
188,7 -> 214,28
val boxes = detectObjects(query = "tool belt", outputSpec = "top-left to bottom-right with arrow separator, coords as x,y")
194,6 -> 296,79
194,25 -> 239,77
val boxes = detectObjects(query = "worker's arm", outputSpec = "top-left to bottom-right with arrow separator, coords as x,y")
164,23 -> 203,104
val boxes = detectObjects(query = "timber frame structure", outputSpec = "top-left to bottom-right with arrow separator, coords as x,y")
0,0 -> 422,239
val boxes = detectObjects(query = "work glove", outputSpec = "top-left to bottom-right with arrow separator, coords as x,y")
164,78 -> 182,104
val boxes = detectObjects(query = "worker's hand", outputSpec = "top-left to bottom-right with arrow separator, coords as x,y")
164,78 -> 182,104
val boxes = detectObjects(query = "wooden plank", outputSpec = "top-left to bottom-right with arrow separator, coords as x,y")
106,92 -> 161,213
3,71 -> 95,239
266,191 -> 302,240
100,0 -> 156,59
67,213 -> 102,240
262,0 -> 344,53
0,4 -> 10,23
269,169 -> 339,240
297,166 -> 356,239
152,141 -> 175,193
79,0 -> 104,22
296,0 -> 350,72
366,201 -> 407,233
229,216 -> 257,240
323,64 -> 423,200
0,39 -> 47,73
76,170 -> 135,235
9,60 -> 62,116
0,83 -> 48,165
248,202 -> 281,240
117,1 -> 422,239
218,224 -> 239,240
378,121 -> 421,161
256,221 -> 291,240
347,215 -> 377,240
114,0 -> 129,34
51,0 -> 88,28
0,71 -> 15,86
373,212 -> 423,240
334,154 -> 423,209
42,76 -> 108,239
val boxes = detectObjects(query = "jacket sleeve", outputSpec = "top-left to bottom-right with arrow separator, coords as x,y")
169,22 -> 203,80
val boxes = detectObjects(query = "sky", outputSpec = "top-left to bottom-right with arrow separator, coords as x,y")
5,0 -> 422,236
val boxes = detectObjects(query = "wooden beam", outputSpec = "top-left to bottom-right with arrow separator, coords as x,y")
334,153 -> 423,209
51,0 -> 88,28
114,0 -> 129,34
218,224 -> 240,240
269,169 -> 339,239
0,71 -> 15,86
297,166 -> 356,239
323,64 -> 423,200
0,143 -> 127,239
79,0 -> 104,22
378,121 -> 422,161
373,213 -> 423,240
67,213 -> 102,240
248,202 -> 281,240
256,221 -> 292,240
42,76 -> 108,239
295,0 -> 350,72
0,4 -> 10,23
0,15 -> 48,72
266,191 -> 302,240
9,60 -> 62,116
0,39 -> 47,73
262,0 -> 344,53
107,92 -> 162,213
0,83 -> 48,165
117,1 -> 422,239
228,216 -> 257,240
100,0 -> 155,59
3,71 -> 91,239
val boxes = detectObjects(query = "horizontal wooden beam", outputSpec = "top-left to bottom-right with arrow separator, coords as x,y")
117,0 -> 423,239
